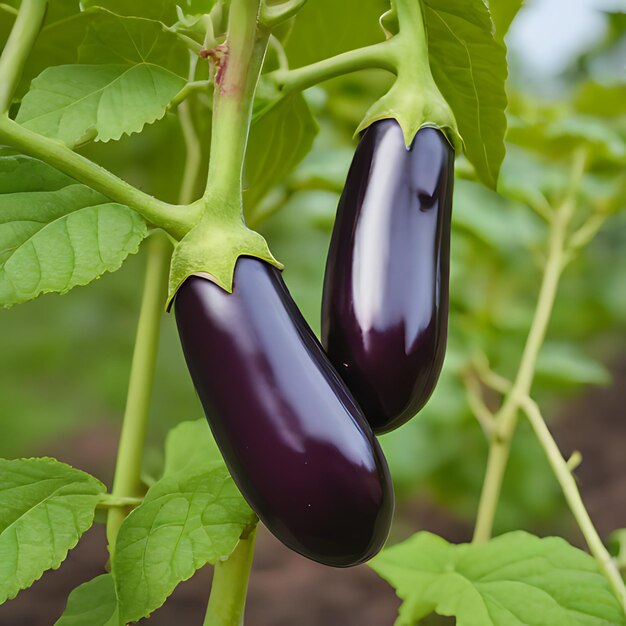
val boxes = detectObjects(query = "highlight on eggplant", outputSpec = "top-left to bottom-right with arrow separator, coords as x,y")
174,257 -> 395,567
322,119 -> 455,434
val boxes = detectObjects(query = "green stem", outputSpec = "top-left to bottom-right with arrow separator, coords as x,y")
0,115 -> 201,239
106,233 -> 171,552
473,152 -> 587,543
178,56 -> 205,205
97,494 -> 144,509
0,0 -> 47,112
270,41 -> 397,96
203,0 -> 267,207
521,396 -> 626,612
259,0 -> 307,27
394,0 -> 429,60
203,530 -> 257,626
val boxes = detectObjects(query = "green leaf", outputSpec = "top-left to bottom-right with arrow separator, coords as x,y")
370,531 -> 626,626
0,155 -> 147,307
78,11 -> 188,75
112,466 -> 255,624
423,0 -> 508,188
55,574 -> 119,626
452,179 -> 543,252
284,0 -> 388,67
575,82 -> 626,118
536,342 -> 612,388
507,114 -> 626,165
0,457 -> 106,604
244,93 -> 319,214
16,64 -> 185,147
81,0 -> 178,23
162,419 -> 222,478
489,0 -> 524,41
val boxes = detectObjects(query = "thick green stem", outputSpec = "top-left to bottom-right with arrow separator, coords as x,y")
394,0 -> 429,61
106,233 -> 171,551
521,397 -> 626,612
473,152 -> 587,543
203,0 -> 267,207
271,41 -> 397,96
203,530 -> 257,626
0,0 -> 47,112
0,116 -> 201,239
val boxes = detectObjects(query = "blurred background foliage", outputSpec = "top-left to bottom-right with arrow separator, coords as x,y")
0,0 -> 625,549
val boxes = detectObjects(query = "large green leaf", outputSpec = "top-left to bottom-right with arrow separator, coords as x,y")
284,0 -> 389,68
162,419 -> 222,478
244,93 -> 319,214
0,457 -> 106,604
423,0 -> 508,188
16,63 -> 185,147
16,11 -> 188,146
55,575 -> 119,626
371,531 -> 626,626
112,466 -> 255,624
77,10 -> 188,75
489,0 -> 524,41
0,155 -> 147,307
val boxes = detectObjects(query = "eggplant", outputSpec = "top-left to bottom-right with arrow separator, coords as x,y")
175,257 -> 394,567
322,120 -> 454,434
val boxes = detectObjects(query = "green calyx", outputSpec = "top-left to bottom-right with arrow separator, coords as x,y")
361,0 -> 462,151
166,204 -> 282,309
356,73 -> 462,151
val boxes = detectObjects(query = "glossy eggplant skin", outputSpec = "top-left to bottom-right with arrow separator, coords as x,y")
174,258 -> 394,567
322,120 -> 454,434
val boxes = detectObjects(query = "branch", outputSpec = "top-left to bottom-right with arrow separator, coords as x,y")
473,151 -> 587,543
106,233 -> 171,551
259,0 -> 308,27
0,0 -> 47,112
520,395 -> 626,611
268,41 -> 397,97
0,116 -> 201,239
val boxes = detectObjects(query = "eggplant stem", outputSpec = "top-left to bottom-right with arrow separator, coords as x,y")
203,529 -> 257,626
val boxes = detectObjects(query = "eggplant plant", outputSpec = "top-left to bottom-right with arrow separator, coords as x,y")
0,0 -> 625,624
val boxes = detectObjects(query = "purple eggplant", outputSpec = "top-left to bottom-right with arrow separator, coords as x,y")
322,120 -> 454,434
174,257 -> 394,567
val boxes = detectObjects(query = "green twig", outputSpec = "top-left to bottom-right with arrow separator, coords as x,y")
473,150 -> 587,543
203,529 -> 257,626
0,0 -> 47,112
0,116 -> 202,239
106,233 -> 171,552
259,0 -> 307,27
269,41 -> 397,96
520,396 -> 626,612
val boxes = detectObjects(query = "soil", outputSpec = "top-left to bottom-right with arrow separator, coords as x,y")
1,359 -> 624,626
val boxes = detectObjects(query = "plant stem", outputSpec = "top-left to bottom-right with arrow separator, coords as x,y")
97,494 -> 144,509
0,0 -> 46,112
178,56 -> 205,205
203,0 -> 267,206
473,152 -> 587,543
259,0 -> 307,27
520,396 -> 626,612
0,115 -> 201,239
394,0 -> 429,58
270,41 -> 397,96
203,529 -> 257,626
106,233 -> 171,551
